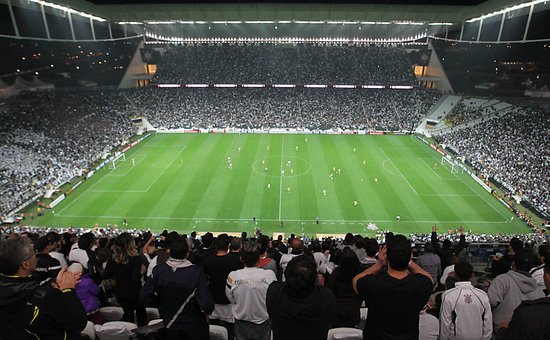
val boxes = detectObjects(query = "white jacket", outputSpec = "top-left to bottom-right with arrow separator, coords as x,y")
226,267 -> 277,324
440,281 -> 493,340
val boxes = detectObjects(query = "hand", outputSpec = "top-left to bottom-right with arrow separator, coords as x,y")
432,225 -> 438,232
54,268 -> 80,291
377,245 -> 387,267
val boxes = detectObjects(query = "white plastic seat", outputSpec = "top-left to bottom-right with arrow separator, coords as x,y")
145,307 -> 160,322
209,324 -> 229,340
81,320 -> 96,340
327,327 -> 363,340
99,306 -> 124,322
94,321 -> 137,340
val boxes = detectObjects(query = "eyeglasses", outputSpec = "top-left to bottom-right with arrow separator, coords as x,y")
22,250 -> 37,262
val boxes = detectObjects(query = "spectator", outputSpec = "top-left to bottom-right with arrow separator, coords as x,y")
279,238 -> 305,276
363,237 -> 379,268
326,247 -> 363,328
69,262 -> 103,325
226,241 -> 277,340
529,244 -> 550,289
0,237 -> 87,339
495,257 -> 550,339
202,233 -> 243,335
140,237 -> 214,339
488,248 -> 545,330
267,255 -> 336,340
103,232 -> 147,326
417,242 -> 441,286
352,234 -> 433,340
34,234 -> 62,282
439,262 -> 492,340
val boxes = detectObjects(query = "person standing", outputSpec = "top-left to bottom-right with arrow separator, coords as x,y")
439,262 -> 492,340
140,237 -> 214,340
226,241 -> 277,340
353,235 -> 433,340
267,255 -> 335,340
103,232 -> 147,326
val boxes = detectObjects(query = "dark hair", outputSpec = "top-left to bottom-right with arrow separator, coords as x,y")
336,247 -> 361,283
513,248 -> 535,271
201,232 -> 214,248
442,239 -> 452,248
544,257 -> 550,275
330,247 -> 343,265
509,237 -> 524,253
364,238 -> 379,258
311,241 -> 322,253
257,235 -> 270,255
165,232 -> 181,249
387,235 -> 411,270
230,237 -> 242,251
45,232 -> 60,244
78,232 -> 95,250
170,238 -> 189,259
354,235 -> 364,249
424,242 -> 434,253
343,233 -> 354,245
454,261 -> 473,281
285,255 -> 317,297
538,245 -> 550,259
321,240 -> 332,252
216,234 -> 230,251
241,241 -> 261,267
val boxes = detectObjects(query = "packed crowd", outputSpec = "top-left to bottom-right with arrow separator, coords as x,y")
154,43 -> 417,85
442,101 -> 498,127
437,106 -> 550,215
0,91 -> 136,216
0,227 -> 548,340
127,87 -> 441,131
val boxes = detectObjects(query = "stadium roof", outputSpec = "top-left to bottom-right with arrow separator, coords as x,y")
38,0 -> 538,23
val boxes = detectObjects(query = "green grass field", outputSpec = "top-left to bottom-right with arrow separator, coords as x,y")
34,133 -> 528,237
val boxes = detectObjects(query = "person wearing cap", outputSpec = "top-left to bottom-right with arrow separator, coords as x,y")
34,234 -> 63,282
0,237 -> 87,339
488,248 -> 545,331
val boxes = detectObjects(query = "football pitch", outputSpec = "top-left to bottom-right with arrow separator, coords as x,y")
35,133 -> 528,237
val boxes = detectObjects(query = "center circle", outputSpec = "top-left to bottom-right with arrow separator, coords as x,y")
252,156 -> 312,178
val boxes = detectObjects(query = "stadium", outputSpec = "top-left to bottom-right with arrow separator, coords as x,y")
0,0 -> 549,339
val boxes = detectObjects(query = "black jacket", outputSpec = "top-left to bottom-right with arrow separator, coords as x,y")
496,297 -> 550,340
139,260 -> 214,330
0,274 -> 87,340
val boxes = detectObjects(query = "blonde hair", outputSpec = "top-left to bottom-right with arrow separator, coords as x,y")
112,233 -> 138,265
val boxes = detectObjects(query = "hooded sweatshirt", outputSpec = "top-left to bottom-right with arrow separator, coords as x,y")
266,281 -> 336,340
488,269 -> 545,329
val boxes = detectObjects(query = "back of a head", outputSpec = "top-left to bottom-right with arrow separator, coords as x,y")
454,261 -> 473,281
230,237 -> 242,251
113,232 -> 137,264
201,232 -> 214,248
216,234 -> 230,251
165,231 -> 181,249
170,238 -> 189,259
343,233 -> 354,245
538,244 -> 550,259
424,242 -> 434,253
78,232 -> 95,250
0,237 -> 34,275
442,239 -> 452,249
337,247 -> 361,282
364,238 -> 379,258
257,236 -> 269,254
241,241 -> 261,267
509,237 -> 524,253
513,248 -> 535,272
284,255 -> 317,297
291,238 -> 304,254
387,235 -> 411,271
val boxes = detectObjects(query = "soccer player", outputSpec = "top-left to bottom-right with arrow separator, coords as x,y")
238,147 -> 241,152
265,167 -> 268,172
132,158 -> 136,167
329,174 -> 333,180
354,200 -> 358,207
434,162 -> 438,170
353,147 -> 357,153
267,146 -> 270,151
374,177 -> 379,184
290,168 -> 294,174
323,189 -> 327,196
267,183 -> 271,189
305,137 -> 308,142
123,218 -> 128,226
295,146 -> 299,151
281,170 -> 285,176
228,163 -> 232,169
287,187 -> 292,194
333,166 -> 336,172
262,160 -> 265,165
287,160 -> 291,167
396,215 -> 400,222
363,160 -> 366,165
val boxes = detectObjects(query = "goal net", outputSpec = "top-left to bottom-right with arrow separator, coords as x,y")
441,155 -> 461,174
108,153 -> 126,170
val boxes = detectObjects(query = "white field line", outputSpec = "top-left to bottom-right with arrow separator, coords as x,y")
278,137 -> 284,221
413,138 -> 508,220
379,149 -> 419,196
54,214 -> 510,224
420,158 -> 442,179
143,146 -> 187,192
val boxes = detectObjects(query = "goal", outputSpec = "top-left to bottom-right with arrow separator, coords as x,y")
108,153 -> 126,170
441,155 -> 461,174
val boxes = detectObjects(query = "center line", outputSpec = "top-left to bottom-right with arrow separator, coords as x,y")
279,136 -> 284,221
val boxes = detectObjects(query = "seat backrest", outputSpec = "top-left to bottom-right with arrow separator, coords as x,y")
99,306 -> 124,322
81,321 -> 96,340
327,327 -> 363,340
94,321 -> 137,340
209,324 -> 229,340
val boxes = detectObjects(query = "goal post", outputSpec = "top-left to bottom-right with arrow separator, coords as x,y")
108,153 -> 126,170
441,155 -> 460,174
